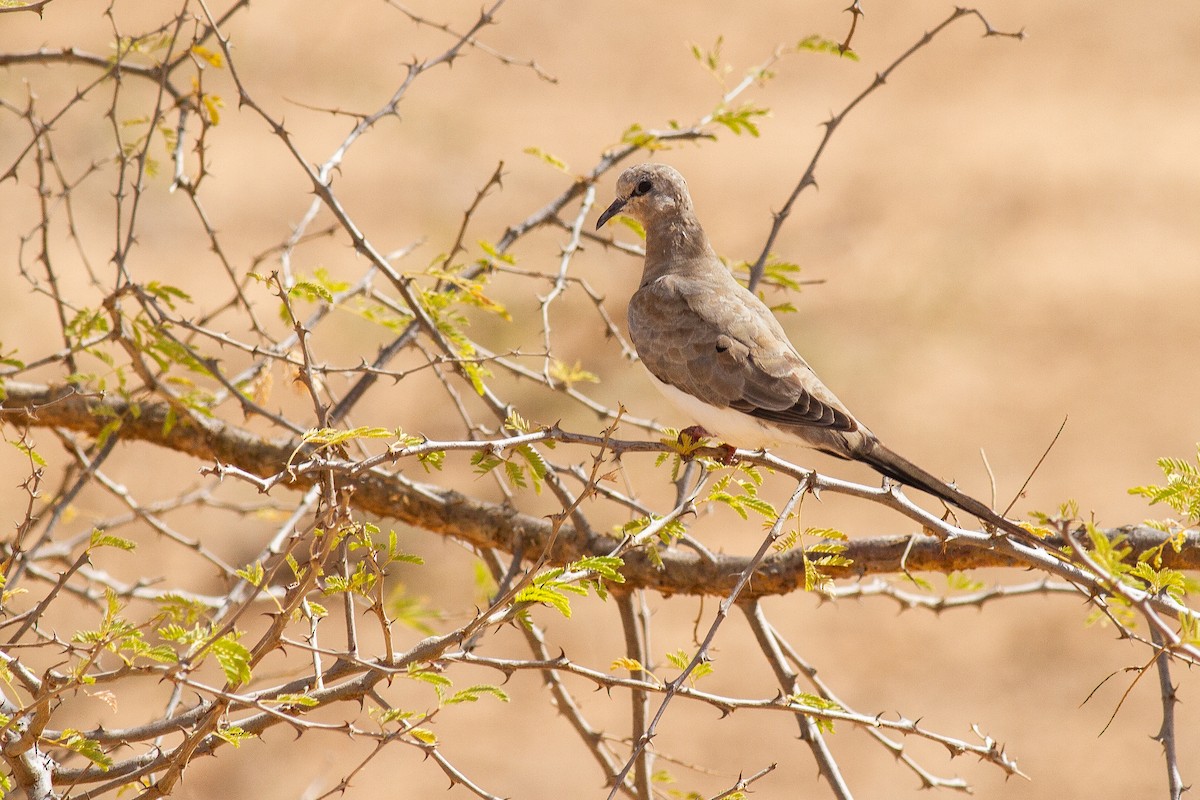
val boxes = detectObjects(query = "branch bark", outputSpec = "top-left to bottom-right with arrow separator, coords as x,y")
3,381 -> 1195,598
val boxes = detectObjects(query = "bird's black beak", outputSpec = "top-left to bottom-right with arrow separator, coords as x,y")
595,196 -> 627,229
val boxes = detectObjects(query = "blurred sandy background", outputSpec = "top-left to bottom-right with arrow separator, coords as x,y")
2,0 -> 1199,798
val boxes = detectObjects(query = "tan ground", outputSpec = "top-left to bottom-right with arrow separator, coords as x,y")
2,0 -> 1198,798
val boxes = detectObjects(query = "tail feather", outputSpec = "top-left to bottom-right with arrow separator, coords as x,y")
858,440 -> 1037,544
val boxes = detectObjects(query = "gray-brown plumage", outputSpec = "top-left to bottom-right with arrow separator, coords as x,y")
596,163 -> 1034,540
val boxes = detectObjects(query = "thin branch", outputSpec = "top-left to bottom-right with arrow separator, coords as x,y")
748,7 -> 1023,290
1004,415 -> 1067,517
1150,626 -> 1185,800
4,382 -> 1200,597
616,593 -> 654,800
741,600 -> 856,798
607,482 -> 809,799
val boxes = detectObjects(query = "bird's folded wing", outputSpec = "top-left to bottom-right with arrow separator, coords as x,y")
630,273 -> 858,433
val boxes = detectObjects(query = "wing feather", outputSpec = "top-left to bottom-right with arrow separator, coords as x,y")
628,272 -> 857,434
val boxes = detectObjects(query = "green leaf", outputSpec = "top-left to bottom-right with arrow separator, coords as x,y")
157,623 -> 189,643
515,584 -> 572,617
408,727 -> 437,745
515,443 -> 547,494
471,450 -> 504,475
460,278 -> 512,320
354,299 -> 414,332
124,640 -> 178,664
445,685 -> 510,705
9,440 -> 45,466
739,494 -> 778,518
290,280 -> 334,304
1081,523 -> 1133,576
706,473 -> 776,521
264,693 -> 320,708
1129,561 -> 1190,602
461,358 -> 487,395
800,528 -> 850,591
690,35 -> 730,79
568,556 -> 625,583
1179,613 -> 1200,647
388,588 -> 438,635
64,308 -> 110,343
615,214 -> 646,239
408,668 -> 453,690
236,561 -> 265,586
548,360 -> 599,388
786,691 -> 844,733
619,122 -> 664,152
212,633 -> 252,685
212,724 -> 255,748
611,657 -> 647,674
796,34 -> 859,61
385,531 -> 425,567
53,730 -> 112,770
322,561 -> 379,598
89,528 -> 136,552
523,146 -> 570,173
709,491 -> 747,519
94,418 -> 122,451
504,459 -> 527,489
191,44 -> 224,68
504,409 -> 531,433
711,103 -> 770,137
947,572 -> 986,592
902,572 -> 934,592
144,281 -> 192,308
417,449 -> 445,472
1129,446 -> 1200,523
773,527 -> 802,553
302,426 -> 393,447
731,257 -> 807,292
665,649 -> 712,684
374,707 -> 416,725
620,514 -> 687,544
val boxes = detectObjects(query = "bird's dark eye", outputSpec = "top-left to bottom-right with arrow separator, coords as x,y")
633,179 -> 653,197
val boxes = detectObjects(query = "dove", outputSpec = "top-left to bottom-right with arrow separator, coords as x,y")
597,163 -> 1039,542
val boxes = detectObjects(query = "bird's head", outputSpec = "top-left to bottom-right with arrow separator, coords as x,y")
596,163 -> 691,230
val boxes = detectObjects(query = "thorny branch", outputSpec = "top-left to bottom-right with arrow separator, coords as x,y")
0,3 -> 1192,800
747,6 -> 1025,290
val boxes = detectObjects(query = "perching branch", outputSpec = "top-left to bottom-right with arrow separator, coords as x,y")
4,381 -> 1197,592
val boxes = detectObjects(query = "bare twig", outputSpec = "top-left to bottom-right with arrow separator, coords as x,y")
606,481 -> 809,800
748,7 -> 1023,290
1150,626 -> 1185,800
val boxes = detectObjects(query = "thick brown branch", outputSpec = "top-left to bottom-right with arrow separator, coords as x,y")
3,382 -> 1196,598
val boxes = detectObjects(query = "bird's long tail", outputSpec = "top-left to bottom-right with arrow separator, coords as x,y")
858,440 -> 1042,547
